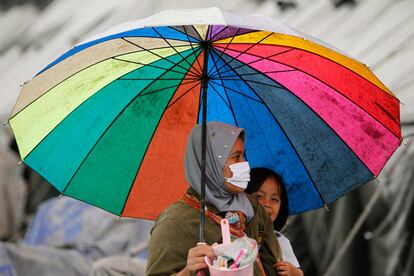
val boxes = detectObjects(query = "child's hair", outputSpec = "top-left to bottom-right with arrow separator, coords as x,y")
245,167 -> 288,231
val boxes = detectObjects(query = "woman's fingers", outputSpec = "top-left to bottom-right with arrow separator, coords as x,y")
187,260 -> 208,271
187,256 -> 208,266
185,244 -> 215,274
189,244 -> 215,260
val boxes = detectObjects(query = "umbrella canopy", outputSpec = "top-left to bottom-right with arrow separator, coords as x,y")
8,8 -> 401,220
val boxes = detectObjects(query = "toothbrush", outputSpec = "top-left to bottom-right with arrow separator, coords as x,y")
231,249 -> 246,269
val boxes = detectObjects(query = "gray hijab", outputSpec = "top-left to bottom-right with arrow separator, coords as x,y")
184,122 -> 254,221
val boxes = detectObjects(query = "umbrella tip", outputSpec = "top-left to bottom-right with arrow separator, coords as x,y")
17,160 -> 22,166
58,194 -> 62,199
323,204 -> 330,212
3,121 -> 8,126
117,216 -> 121,222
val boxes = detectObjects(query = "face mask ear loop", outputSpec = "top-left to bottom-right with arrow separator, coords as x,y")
223,163 -> 232,181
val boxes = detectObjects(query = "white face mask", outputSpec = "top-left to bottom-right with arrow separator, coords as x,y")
224,161 -> 251,189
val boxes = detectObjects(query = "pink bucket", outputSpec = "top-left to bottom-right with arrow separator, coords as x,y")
204,244 -> 254,276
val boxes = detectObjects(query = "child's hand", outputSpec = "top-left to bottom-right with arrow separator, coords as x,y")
275,261 -> 303,276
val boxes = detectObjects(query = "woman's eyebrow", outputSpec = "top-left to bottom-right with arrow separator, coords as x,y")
230,150 -> 244,156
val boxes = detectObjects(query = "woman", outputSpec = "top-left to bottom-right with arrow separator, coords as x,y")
246,167 -> 303,276
146,122 -> 281,275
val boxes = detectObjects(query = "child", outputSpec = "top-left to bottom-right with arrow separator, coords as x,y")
246,167 -> 304,276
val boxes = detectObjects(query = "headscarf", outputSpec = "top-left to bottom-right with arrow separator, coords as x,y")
184,122 -> 254,221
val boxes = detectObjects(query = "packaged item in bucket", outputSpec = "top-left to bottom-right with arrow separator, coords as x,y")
205,236 -> 258,275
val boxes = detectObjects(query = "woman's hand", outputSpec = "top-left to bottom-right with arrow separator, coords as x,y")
275,261 -> 304,276
177,244 -> 215,276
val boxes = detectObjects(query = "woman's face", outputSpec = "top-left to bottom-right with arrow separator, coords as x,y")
223,137 -> 246,194
256,177 -> 281,222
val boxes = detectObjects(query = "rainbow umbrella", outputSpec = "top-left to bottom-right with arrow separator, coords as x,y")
9,8 -> 401,235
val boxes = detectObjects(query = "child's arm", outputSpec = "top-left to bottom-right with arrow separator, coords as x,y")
274,261 -> 303,276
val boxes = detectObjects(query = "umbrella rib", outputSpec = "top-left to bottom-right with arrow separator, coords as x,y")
121,37 -> 199,78
207,82 -> 232,110
211,29 -> 260,42
112,57 -> 193,77
151,27 -> 196,71
119,58 -> 203,216
207,49 -> 234,111
212,49 -> 328,205
170,26 -> 202,41
208,49 -> 284,90
212,47 -> 401,140
182,25 -> 203,76
209,79 -> 263,104
119,78 -> 199,81
10,49 -> 195,121
9,42 -> 201,121
238,56 -> 383,202
208,26 -> 229,42
209,31 -> 275,77
210,48 -> 294,77
213,47 -> 380,179
165,80 -> 201,110
212,69 -> 296,79
60,56 -> 197,196
375,101 -> 401,127
214,77 -> 283,89
138,79 -> 200,97
208,26 -> 262,42
214,41 -> 399,103
192,25 -> 206,41
207,27 -> 241,77
209,83 -> 240,126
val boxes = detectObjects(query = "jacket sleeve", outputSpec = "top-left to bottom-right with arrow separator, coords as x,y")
146,218 -> 195,276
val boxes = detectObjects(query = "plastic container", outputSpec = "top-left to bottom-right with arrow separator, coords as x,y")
204,244 -> 254,276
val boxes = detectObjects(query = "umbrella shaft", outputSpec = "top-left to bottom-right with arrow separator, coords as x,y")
200,42 -> 210,243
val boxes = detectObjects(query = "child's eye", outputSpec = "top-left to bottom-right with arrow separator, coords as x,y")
272,198 -> 279,203
257,194 -> 263,200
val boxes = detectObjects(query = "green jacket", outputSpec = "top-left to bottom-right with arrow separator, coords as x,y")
146,188 -> 281,275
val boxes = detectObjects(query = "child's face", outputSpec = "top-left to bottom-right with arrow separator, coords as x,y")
256,177 -> 281,222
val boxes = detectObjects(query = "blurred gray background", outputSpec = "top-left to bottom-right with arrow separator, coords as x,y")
0,0 -> 413,275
